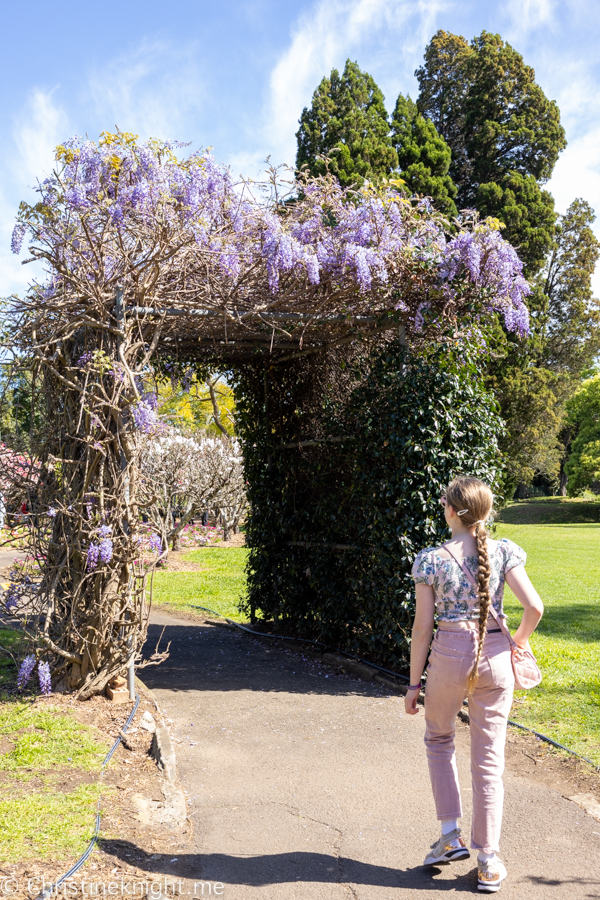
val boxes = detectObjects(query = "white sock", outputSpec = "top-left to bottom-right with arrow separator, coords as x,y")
441,818 -> 459,836
478,850 -> 497,863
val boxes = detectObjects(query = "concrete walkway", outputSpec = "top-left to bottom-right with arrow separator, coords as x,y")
140,610 -> 600,899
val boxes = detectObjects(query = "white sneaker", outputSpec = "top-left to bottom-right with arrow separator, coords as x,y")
477,856 -> 507,892
423,828 -> 470,865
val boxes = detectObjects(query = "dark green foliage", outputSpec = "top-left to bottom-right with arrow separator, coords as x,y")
476,172 -> 555,276
235,342 -> 504,667
539,199 -> 600,373
416,30 -> 566,210
391,94 -> 457,217
296,59 -> 398,187
414,30 -> 473,193
462,32 -> 566,197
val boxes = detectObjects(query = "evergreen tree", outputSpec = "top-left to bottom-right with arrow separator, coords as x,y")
416,30 -> 566,210
539,199 -> 600,373
413,30 -> 473,192
390,94 -> 457,217
296,59 -> 397,187
476,172 -> 555,276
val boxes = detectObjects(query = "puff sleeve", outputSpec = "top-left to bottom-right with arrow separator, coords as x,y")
502,539 -> 526,573
411,548 -> 436,585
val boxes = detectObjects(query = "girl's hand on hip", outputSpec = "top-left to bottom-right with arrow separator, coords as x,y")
404,687 -> 421,715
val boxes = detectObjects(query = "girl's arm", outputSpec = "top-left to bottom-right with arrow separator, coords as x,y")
504,565 -> 544,649
405,583 -> 435,715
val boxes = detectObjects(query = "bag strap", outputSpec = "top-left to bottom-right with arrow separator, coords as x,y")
441,542 -> 515,647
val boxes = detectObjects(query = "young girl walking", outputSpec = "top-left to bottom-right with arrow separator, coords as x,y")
405,476 -> 544,892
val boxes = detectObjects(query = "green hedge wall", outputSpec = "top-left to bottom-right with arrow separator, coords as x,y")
235,340 -> 503,669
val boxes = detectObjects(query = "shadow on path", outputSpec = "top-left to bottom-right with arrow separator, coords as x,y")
141,619 -> 392,698
102,841 -> 482,892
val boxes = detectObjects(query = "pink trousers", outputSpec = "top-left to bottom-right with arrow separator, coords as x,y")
424,622 -> 514,854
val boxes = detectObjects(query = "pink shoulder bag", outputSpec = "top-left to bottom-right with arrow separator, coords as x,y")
442,543 -> 542,690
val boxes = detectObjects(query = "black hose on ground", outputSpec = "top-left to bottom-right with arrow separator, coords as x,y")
192,604 -> 600,773
35,694 -> 141,900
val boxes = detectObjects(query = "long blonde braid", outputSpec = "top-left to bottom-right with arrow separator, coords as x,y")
444,476 -> 494,693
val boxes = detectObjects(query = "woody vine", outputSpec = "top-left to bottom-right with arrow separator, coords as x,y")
1,132 -> 530,696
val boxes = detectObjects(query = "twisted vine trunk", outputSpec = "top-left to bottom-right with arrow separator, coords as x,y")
4,322 -> 162,698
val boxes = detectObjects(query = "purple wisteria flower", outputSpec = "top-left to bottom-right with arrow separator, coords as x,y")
18,134 -> 533,346
99,538 -> 113,564
87,543 -> 100,571
133,400 -> 158,434
5,582 -> 19,611
142,391 -> 159,410
10,223 -> 27,255
47,508 -> 57,518
98,524 -> 112,539
148,534 -> 162,554
17,655 -> 36,690
38,661 -> 52,695
77,351 -> 93,367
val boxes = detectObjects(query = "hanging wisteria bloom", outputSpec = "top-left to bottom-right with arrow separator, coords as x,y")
77,351 -> 93,367
38,661 -> 52,695
99,538 -> 113,564
4,582 -> 18,611
87,543 -> 100,571
47,508 -> 57,518
17,655 -> 36,690
133,400 -> 158,434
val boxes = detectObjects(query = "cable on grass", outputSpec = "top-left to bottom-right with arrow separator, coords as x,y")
35,694 -> 140,900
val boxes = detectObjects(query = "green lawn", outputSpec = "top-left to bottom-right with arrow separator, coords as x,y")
0,702 -> 110,862
495,499 -> 600,765
151,547 -> 249,621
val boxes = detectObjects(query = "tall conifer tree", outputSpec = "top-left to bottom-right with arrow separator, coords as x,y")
296,59 -> 397,187
390,94 -> 457,217
416,30 -> 566,276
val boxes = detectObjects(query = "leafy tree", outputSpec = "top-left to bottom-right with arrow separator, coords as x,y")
538,199 -> 600,373
416,30 -> 566,207
485,200 -> 600,492
157,373 -> 237,435
564,375 -> 600,495
413,30 -> 473,192
390,94 -> 457,216
296,59 -> 397,187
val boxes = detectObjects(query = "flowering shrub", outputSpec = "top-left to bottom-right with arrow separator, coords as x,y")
139,426 -> 246,551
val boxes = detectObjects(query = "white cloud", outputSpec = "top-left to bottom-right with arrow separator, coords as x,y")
0,89 -> 68,297
266,0 -> 447,165
12,88 -> 68,189
504,0 -> 556,41
85,38 -> 205,141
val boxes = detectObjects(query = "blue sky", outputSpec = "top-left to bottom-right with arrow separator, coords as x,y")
2,0 -> 600,295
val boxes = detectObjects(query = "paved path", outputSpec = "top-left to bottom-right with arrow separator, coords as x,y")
140,610 -> 600,899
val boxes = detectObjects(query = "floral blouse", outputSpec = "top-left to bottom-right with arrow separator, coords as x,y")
411,538 -> 526,622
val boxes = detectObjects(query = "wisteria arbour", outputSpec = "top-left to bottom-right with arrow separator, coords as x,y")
2,133 -> 531,696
